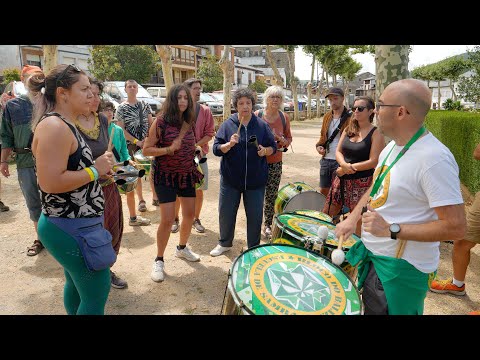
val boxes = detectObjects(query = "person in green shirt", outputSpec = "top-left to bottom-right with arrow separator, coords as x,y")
0,65 -> 44,256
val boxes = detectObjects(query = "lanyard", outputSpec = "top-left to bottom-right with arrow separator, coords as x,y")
369,126 -> 426,198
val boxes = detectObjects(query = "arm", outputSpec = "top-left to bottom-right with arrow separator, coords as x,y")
362,203 -> 466,242
116,126 -> 131,162
0,109 -> 14,177
258,122 -> 277,156
351,129 -> 386,171
315,113 -> 329,155
213,123 -> 237,156
281,113 -> 292,147
142,119 -> 171,157
33,117 -> 110,193
335,130 -> 355,175
195,108 -> 215,147
474,142 -> 480,160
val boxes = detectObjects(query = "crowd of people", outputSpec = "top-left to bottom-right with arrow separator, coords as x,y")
0,64 -> 476,315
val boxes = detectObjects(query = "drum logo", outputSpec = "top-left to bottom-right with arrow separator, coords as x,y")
249,253 -> 347,315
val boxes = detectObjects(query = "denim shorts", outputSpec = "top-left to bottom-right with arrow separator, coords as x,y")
17,167 -> 42,222
319,158 -> 339,188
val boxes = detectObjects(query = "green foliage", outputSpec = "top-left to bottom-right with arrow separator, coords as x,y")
197,54 -> 223,92
2,68 -> 21,85
248,79 -> 267,93
443,98 -> 463,111
458,46 -> 480,104
88,45 -> 161,83
425,110 -> 480,193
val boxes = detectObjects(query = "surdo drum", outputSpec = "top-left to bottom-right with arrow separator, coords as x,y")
275,182 -> 326,214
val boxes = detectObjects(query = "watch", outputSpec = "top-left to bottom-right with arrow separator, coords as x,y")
389,223 -> 401,240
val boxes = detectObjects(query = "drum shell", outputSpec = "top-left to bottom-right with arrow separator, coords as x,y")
275,182 -> 326,214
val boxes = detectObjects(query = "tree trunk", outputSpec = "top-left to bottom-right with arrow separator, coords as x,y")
316,69 -> 324,118
450,79 -> 457,101
324,70 -> 329,114
438,80 -> 442,109
287,48 -> 299,121
43,45 -> 58,74
333,74 -> 337,86
265,45 -> 284,86
307,54 -> 315,119
344,81 -> 350,108
155,45 -> 174,91
375,45 -> 410,101
219,45 -> 234,119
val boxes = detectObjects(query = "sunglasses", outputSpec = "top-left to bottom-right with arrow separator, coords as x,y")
352,106 -> 368,112
56,64 -> 81,87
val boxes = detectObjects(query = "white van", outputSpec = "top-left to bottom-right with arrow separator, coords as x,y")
146,86 -> 167,99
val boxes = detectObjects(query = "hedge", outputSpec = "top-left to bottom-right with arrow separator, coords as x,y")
425,110 -> 480,194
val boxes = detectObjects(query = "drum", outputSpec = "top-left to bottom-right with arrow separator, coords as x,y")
113,164 -> 139,194
193,157 -> 205,190
271,213 -> 359,279
290,209 -> 333,223
133,149 -> 153,177
274,182 -> 326,214
221,244 -> 362,315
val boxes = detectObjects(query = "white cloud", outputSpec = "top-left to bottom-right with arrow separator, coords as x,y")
295,45 -> 477,80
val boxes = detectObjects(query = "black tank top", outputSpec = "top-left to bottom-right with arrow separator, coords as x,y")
34,112 -> 104,218
341,126 -> 377,179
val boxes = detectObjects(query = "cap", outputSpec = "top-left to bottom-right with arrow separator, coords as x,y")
325,87 -> 344,98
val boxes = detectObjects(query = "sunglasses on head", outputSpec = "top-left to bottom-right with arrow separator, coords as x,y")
352,106 -> 368,112
56,64 -> 81,87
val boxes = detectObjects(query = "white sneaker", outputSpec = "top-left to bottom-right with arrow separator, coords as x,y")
130,215 -> 151,226
175,246 -> 200,262
210,244 -> 231,257
151,260 -> 165,282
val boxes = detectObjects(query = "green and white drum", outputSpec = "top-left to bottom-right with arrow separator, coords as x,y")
271,213 -> 360,279
133,149 -> 153,177
222,244 -> 362,315
274,182 -> 326,214
290,209 -> 333,223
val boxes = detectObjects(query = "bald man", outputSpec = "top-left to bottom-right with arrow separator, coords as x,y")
335,79 -> 466,315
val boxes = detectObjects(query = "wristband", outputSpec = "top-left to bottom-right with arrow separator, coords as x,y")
84,167 -> 95,182
90,166 -> 99,181
133,139 -> 138,145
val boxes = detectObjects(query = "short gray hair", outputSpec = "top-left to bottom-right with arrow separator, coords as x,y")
263,85 -> 284,110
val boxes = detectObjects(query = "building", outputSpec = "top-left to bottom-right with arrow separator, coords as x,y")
0,45 -> 92,81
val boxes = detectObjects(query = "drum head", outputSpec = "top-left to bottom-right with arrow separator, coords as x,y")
229,244 -> 362,315
284,191 -> 326,213
292,209 -> 332,223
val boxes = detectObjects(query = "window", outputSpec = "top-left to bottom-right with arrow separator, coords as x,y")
181,71 -> 188,83
26,54 -> 41,67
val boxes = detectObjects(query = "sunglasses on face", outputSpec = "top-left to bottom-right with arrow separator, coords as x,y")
352,106 -> 368,112
56,64 -> 81,87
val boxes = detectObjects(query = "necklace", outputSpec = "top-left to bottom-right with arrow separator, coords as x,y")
75,113 -> 100,140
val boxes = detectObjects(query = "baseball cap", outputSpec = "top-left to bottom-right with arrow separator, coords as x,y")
325,87 -> 344,98
21,65 -> 42,78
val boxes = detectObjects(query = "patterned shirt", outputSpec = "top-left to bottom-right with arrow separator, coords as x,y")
34,113 -> 104,218
115,100 -> 152,141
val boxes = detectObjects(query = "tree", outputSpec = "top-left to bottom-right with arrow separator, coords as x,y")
2,68 -> 21,85
248,79 -> 267,93
442,56 -> 469,101
284,45 -> 299,121
265,45 -> 284,86
338,57 -> 362,108
155,45 -> 174,91
89,45 -> 161,84
458,46 -> 480,106
43,45 -> 58,74
375,45 -> 410,101
197,54 -> 223,92
219,45 -> 234,119
303,45 -> 323,119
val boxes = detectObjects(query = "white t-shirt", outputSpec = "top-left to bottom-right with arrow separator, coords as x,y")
324,117 -> 341,160
362,132 -> 463,273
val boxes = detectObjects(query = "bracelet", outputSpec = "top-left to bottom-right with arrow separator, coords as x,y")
90,165 -> 99,180
133,139 -> 138,145
84,167 -> 95,182
166,147 -> 171,155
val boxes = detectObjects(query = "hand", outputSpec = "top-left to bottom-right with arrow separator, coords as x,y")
136,139 -> 145,148
129,160 -> 137,167
362,204 -> 390,238
316,145 -> 325,156
94,151 -> 114,176
336,167 -> 345,176
170,137 -> 182,152
341,162 -> 356,175
0,162 -> 9,178
195,145 -> 204,159
257,145 -> 268,157
334,216 -> 357,241
229,133 -> 239,147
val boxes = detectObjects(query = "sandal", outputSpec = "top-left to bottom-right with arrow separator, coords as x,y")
152,199 -> 160,206
27,240 -> 44,256
138,200 -> 147,212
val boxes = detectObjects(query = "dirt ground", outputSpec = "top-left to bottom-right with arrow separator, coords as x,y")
1,119 -> 479,315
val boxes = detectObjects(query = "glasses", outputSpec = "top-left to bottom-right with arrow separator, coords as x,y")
56,64 -> 81,87
352,106 -> 368,112
376,103 -> 410,114
269,95 -> 282,99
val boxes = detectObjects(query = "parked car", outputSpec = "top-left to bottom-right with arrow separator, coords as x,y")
254,93 -> 265,111
146,86 -> 167,109
211,91 -> 236,113
100,93 -> 120,111
1,81 -> 28,111
283,95 -> 294,111
103,81 -> 161,114
199,93 -> 223,114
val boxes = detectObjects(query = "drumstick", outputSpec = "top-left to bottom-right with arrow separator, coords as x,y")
236,115 -> 243,135
108,126 -> 115,152
395,239 -> 407,258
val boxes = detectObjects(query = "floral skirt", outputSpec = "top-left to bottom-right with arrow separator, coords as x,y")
325,175 -> 373,213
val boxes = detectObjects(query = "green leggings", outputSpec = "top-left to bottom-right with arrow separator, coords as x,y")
38,213 -> 111,315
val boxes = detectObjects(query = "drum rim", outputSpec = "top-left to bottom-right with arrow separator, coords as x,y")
228,243 -> 363,315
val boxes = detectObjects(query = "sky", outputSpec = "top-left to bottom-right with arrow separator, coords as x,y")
294,45 -> 477,80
